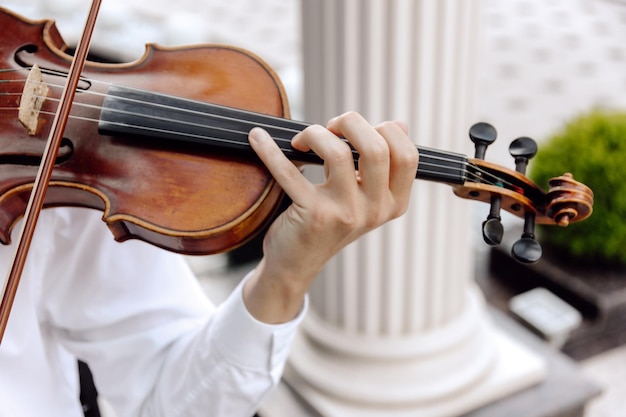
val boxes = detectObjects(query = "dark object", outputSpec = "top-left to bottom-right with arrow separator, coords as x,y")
508,136 -> 541,263
469,121 -> 497,159
471,124 -> 505,246
78,361 -> 101,417
482,215 -> 504,246
77,360 -> 264,416
511,236 -> 543,264
511,212 -> 542,264
509,136 -> 538,175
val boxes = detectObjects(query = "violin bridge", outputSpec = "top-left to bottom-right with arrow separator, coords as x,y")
18,64 -> 49,135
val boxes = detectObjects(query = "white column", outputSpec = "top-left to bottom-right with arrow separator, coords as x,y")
272,1 -> 548,416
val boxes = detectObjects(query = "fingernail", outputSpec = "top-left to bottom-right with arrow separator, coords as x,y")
249,127 -> 270,142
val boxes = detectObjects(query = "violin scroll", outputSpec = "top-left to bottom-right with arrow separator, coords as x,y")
545,173 -> 594,227
453,123 -> 594,263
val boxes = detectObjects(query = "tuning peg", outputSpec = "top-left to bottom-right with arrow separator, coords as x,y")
509,136 -> 538,174
482,195 -> 503,245
469,122 -> 497,160
511,212 -> 542,263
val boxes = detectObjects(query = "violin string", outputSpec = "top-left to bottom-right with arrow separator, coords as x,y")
37,107 -> 491,183
3,70 -> 307,135
50,106 -> 513,187
1,105 -> 505,187
2,104 -> 509,188
3,67 -> 310,135
1,68 -> 513,188
11,106 -> 475,183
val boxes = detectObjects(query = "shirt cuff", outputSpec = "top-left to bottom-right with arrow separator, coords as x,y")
209,271 -> 308,374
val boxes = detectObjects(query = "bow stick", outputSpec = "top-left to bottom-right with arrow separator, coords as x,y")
0,0 -> 103,342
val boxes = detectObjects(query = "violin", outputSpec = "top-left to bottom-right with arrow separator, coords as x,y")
0,5 -> 594,341
0,6 -> 593,261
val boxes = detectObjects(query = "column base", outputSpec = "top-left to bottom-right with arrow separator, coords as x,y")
278,329 -> 544,417
260,290 -> 547,417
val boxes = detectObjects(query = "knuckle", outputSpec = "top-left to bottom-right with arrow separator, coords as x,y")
328,205 -> 359,230
306,208 -> 329,233
363,214 -> 383,230
325,140 -> 354,165
341,111 -> 363,124
302,123 -> 328,137
406,148 -> 420,168
377,120 -> 397,132
337,211 -> 360,231
395,144 -> 419,168
375,120 -> 403,140
308,205 -> 357,235
364,140 -> 391,164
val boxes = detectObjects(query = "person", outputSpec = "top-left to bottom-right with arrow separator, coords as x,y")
0,111 -> 419,417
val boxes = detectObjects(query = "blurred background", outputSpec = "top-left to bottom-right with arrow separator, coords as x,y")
3,0 -> 626,416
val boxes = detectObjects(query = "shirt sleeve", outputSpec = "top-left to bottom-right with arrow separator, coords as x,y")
150,275 -> 307,417
34,208 -> 306,417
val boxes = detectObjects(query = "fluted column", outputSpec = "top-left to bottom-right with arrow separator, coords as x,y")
301,0 -> 478,342
276,1 -> 547,416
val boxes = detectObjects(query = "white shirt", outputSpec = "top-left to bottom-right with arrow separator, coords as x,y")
0,207 -> 305,417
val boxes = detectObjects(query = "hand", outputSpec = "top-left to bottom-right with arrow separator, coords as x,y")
243,112 -> 418,323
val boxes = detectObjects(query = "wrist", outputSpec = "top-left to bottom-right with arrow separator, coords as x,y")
242,259 -> 312,324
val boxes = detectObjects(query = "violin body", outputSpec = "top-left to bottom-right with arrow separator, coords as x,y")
0,7 -> 288,254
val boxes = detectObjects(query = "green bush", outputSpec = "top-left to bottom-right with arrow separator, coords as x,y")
530,110 -> 626,266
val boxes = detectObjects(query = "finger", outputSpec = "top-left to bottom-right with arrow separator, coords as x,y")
375,121 -> 419,213
248,127 -> 314,204
392,120 -> 409,135
325,112 -> 390,198
291,124 -> 358,191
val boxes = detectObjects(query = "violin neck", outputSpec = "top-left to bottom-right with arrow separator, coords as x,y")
98,85 -> 469,185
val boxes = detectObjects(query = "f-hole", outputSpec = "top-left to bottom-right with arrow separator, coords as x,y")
0,137 -> 74,166
14,44 -> 93,91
